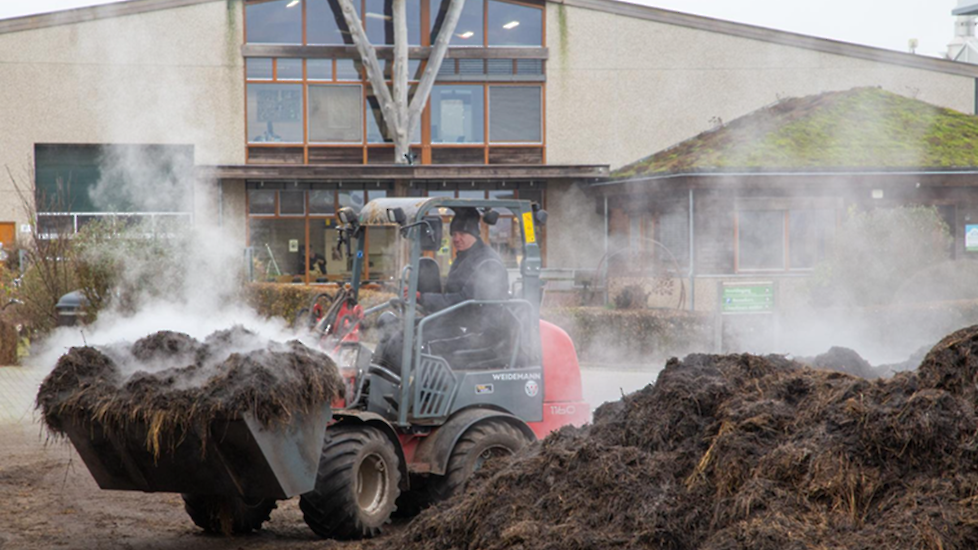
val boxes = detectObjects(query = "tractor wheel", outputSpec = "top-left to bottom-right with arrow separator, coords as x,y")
299,425 -> 401,540
429,420 -> 529,502
181,493 -> 276,535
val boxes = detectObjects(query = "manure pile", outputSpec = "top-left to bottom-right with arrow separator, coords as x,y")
36,327 -> 342,453
392,326 -> 978,550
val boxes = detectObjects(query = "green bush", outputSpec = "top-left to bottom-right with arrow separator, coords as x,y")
810,206 -> 952,307
542,307 -> 713,364
243,283 -> 395,326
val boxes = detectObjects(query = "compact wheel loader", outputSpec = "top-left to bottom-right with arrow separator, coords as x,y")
60,197 -> 591,540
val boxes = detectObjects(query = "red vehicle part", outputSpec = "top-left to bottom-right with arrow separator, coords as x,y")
527,320 -> 591,438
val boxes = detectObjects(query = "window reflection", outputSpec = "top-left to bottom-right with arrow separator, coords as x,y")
247,84 -> 304,143
307,59 -> 331,80
430,85 -> 484,144
431,0 -> 483,46
307,0 -> 356,45
246,0 -> 302,44
365,0 -> 421,45
250,218 -> 307,282
247,58 -> 273,80
277,58 -> 303,80
367,95 -> 422,143
489,86 -> 542,143
309,85 -> 363,143
248,190 -> 276,215
309,189 -> 336,214
487,0 -> 542,46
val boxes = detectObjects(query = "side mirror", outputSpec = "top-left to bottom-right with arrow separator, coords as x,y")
482,208 -> 500,226
534,209 -> 548,226
337,207 -> 359,228
387,207 -> 407,226
420,216 -> 443,251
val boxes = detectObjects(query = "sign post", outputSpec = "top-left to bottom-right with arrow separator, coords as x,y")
715,281 -> 777,352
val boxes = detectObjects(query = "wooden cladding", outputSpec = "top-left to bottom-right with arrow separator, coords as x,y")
489,147 -> 544,165
431,148 -> 487,165
247,146 -> 304,164
308,147 -> 364,164
367,147 -> 423,164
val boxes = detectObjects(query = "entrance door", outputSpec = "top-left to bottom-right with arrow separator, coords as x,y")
0,223 -> 14,250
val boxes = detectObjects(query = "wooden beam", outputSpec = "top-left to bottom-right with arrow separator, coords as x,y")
199,163 -> 611,181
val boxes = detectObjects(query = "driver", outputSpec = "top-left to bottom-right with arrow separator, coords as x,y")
378,208 -> 509,373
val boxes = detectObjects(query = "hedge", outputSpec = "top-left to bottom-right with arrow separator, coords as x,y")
242,283 -> 395,326
542,307 -> 713,365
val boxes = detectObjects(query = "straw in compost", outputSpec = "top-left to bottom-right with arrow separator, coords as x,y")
36,326 -> 343,457
388,327 -> 978,550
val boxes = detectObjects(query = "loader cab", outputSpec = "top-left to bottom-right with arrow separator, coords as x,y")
334,197 -> 549,427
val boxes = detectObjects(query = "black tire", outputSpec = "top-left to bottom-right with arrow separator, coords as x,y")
299,425 -> 401,540
429,420 -> 529,502
181,493 -> 276,535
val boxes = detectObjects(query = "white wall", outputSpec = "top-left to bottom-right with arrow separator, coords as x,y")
0,1 -> 245,238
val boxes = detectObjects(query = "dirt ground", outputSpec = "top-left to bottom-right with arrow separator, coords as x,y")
0,421 -> 390,550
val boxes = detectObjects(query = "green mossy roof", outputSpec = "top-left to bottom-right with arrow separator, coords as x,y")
614,87 -> 978,179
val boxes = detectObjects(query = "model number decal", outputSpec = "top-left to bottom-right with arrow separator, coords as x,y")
549,405 -> 577,416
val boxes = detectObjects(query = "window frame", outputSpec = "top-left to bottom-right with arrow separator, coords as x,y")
735,208 -> 836,273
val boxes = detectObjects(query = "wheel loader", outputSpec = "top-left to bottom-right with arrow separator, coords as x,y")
59,197 -> 591,539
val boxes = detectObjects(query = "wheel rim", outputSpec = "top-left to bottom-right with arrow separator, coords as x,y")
474,445 -> 513,471
356,453 -> 389,514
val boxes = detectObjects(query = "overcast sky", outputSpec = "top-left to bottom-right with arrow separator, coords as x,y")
0,0 -> 963,58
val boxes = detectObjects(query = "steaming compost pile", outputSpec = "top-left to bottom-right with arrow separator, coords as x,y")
36,327 -> 343,453
393,326 -> 978,550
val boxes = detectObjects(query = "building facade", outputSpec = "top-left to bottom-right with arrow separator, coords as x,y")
1,0 -> 977,281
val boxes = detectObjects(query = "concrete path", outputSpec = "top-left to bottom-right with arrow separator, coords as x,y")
0,365 -> 46,424
579,363 -> 663,408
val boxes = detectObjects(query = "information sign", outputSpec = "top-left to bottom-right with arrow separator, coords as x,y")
721,282 -> 775,314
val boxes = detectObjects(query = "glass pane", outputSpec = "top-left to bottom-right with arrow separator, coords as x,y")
307,0 -> 356,45
489,86 -> 541,143
311,218 -> 349,279
249,189 -> 276,214
489,189 -> 516,200
279,190 -> 305,215
367,95 -> 422,143
307,59 -> 331,80
336,59 -> 361,80
519,189 -> 542,206
247,84 -> 304,143
457,189 -> 485,199
339,189 -> 366,212
366,0 -> 421,45
277,58 -> 303,80
738,210 -> 785,270
789,209 -> 834,269
309,85 -> 363,143
489,217 -> 520,268
430,85 -> 484,144
246,0 -> 302,44
658,208 -> 689,267
250,218 -> 307,282
488,0 -> 542,46
310,189 -> 336,214
367,189 -> 388,200
366,227 -> 397,281
431,0 -> 483,46
428,190 -> 454,198
247,58 -> 274,80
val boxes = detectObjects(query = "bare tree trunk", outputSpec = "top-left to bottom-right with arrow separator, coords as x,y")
335,0 -> 467,165
407,0 -> 465,139
392,0 -> 410,163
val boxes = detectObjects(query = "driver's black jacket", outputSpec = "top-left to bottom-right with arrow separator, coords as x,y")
420,238 -> 509,315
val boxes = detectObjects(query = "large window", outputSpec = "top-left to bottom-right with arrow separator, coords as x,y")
246,0 -> 302,44
487,0 -> 543,46
431,85 -> 484,144
247,182 -> 393,282
737,209 -> 834,272
309,85 -> 363,143
430,0 -> 483,45
247,84 -> 304,143
366,0 -> 422,45
489,85 -> 541,143
307,0 -> 355,45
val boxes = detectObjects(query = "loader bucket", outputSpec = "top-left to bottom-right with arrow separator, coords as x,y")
62,404 -> 330,500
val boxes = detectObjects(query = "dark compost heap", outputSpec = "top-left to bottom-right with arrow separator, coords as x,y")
390,325 -> 978,550
36,327 -> 343,455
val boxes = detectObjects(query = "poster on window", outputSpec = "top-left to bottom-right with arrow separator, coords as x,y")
967,225 -> 978,252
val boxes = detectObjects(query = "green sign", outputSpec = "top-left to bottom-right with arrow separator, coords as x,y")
722,283 -> 775,314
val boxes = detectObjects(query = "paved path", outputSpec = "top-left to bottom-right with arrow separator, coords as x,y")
0,365 -> 46,425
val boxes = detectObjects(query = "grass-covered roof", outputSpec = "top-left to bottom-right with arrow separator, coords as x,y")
614,87 -> 978,179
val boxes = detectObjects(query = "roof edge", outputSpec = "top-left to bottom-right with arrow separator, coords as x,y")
553,0 -> 978,79
602,167 -> 978,186
0,0 -> 221,36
